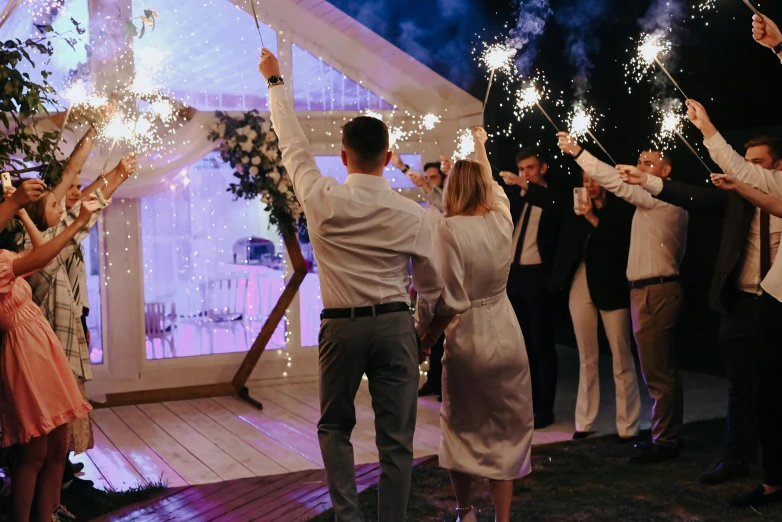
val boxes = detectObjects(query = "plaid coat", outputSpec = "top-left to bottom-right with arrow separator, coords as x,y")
24,191 -> 109,380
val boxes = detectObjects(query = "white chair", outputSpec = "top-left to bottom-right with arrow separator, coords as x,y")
202,275 -> 250,353
145,302 -> 177,358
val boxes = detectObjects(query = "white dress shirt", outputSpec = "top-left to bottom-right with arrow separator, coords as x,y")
704,132 -> 782,301
644,174 -> 782,295
269,85 -> 443,314
510,193 -> 544,266
576,151 -> 688,282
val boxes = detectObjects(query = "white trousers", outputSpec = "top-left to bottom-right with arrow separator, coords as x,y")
569,263 -> 641,437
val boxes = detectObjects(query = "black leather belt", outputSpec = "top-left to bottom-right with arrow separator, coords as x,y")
628,275 -> 679,290
320,302 -> 409,320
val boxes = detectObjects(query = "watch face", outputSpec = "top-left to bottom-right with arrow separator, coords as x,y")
269,76 -> 281,85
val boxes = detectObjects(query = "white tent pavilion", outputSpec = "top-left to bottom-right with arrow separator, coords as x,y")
1,0 -> 481,402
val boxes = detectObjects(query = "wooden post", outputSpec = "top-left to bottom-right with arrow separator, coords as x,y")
232,231 -> 308,408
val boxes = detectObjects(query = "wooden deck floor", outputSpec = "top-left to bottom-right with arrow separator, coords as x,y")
92,462 -> 397,522
84,348 -> 729,521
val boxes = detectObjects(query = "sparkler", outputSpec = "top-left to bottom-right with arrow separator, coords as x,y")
249,0 -> 265,47
743,0 -> 782,41
421,113 -> 441,131
633,32 -> 689,100
656,106 -> 712,173
388,126 -> 408,150
453,129 -> 475,161
516,85 -> 561,132
479,43 -> 517,126
568,104 -> 616,165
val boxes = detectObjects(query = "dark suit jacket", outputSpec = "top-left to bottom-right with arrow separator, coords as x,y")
521,184 -> 634,310
655,179 -> 755,316
500,180 -> 564,273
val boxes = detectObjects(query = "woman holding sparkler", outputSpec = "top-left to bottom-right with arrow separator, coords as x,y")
416,127 -> 533,522
501,166 -> 641,441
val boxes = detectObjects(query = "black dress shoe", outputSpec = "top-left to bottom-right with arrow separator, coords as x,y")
700,459 -> 750,485
418,380 -> 440,397
732,485 -> 782,508
534,413 -> 555,430
573,431 -> 595,440
626,441 -> 678,464
616,435 -> 640,444
71,461 -> 85,473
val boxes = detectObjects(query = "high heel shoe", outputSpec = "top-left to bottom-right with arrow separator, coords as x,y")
456,506 -> 477,522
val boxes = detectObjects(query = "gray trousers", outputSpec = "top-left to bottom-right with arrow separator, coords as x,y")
630,281 -> 685,447
318,311 -> 419,522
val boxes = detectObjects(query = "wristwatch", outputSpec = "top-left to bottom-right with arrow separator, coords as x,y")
774,41 -> 782,56
402,164 -> 410,173
267,75 -> 284,87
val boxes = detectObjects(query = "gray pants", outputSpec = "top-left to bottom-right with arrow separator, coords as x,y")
630,281 -> 685,447
318,311 -> 419,522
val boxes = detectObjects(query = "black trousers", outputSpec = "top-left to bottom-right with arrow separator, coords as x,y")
757,293 -> 782,486
717,294 -> 761,463
424,335 -> 445,387
507,265 -> 558,417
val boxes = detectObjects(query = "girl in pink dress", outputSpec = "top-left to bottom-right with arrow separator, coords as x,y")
1,180 -> 98,522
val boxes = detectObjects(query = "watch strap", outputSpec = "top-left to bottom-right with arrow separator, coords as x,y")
774,41 -> 782,55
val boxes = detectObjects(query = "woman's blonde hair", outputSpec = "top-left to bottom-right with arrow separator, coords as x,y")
442,159 -> 497,217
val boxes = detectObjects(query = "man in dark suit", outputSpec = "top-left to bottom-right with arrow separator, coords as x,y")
620,135 -> 782,484
498,147 -> 565,429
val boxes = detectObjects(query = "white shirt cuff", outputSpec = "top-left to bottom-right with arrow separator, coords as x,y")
643,175 -> 664,196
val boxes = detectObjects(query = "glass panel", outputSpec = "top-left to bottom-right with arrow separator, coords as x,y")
292,44 -> 395,112
84,225 -> 105,364
299,154 -> 421,348
1,0 -> 92,102
140,152 -> 286,360
131,0 -> 277,111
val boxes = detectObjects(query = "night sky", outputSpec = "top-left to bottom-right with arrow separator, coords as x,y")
329,0 -> 782,182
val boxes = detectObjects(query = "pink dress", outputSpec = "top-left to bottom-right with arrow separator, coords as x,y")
0,250 -> 91,446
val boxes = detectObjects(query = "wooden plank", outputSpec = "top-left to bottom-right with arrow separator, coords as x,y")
100,383 -> 236,408
91,487 -> 188,522
129,481 -> 237,522
248,388 -> 377,464
212,396 -> 325,467
163,400 -> 288,477
198,469 -> 322,522
90,408 -> 188,488
189,398 -> 318,473
69,449 -> 111,491
112,405 -> 220,485
138,403 -> 255,481
84,423 -> 145,491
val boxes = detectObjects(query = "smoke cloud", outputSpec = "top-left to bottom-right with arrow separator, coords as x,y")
506,0 -> 552,77
555,0 -> 613,98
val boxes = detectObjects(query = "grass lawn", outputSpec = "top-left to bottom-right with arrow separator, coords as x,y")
312,418 -> 782,521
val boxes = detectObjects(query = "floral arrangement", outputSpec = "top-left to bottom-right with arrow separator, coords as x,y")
208,110 -> 304,238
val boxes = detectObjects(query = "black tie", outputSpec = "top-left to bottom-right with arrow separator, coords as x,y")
513,203 -> 533,265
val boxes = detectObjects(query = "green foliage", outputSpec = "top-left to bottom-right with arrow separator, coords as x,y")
0,37 -> 64,182
208,111 -> 305,238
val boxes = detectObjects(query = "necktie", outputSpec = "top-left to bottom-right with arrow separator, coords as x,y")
513,203 -> 534,265
761,211 -> 771,280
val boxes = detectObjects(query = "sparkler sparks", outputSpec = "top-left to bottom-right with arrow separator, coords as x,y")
655,100 -> 712,173
388,126 -> 408,149
568,104 -> 593,141
421,113 -> 441,131
480,43 -> 517,76
514,82 -> 561,132
628,31 -> 688,100
62,80 -> 89,106
150,99 -> 175,123
363,110 -> 384,121
453,129 -> 475,161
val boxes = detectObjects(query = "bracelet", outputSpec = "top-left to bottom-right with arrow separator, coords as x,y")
402,165 -> 410,173
574,148 -> 585,160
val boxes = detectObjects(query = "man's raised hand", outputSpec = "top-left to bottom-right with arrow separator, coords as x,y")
686,100 -> 717,139
617,165 -> 648,186
258,48 -> 281,81
557,132 -> 582,157
440,155 -> 453,175
711,173 -> 742,192
9,179 -> 46,207
752,13 -> 782,50
472,127 -> 488,145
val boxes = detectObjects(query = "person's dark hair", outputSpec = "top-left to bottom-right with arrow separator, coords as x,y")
23,192 -> 50,232
516,146 -> 548,166
423,162 -> 443,174
642,149 -> 673,167
745,135 -> 782,162
0,228 -> 19,252
342,117 -> 389,172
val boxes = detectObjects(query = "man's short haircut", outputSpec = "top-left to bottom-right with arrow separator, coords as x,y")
342,117 -> 389,172
642,149 -> 673,167
516,146 -> 548,166
745,135 -> 782,163
423,162 -> 443,173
